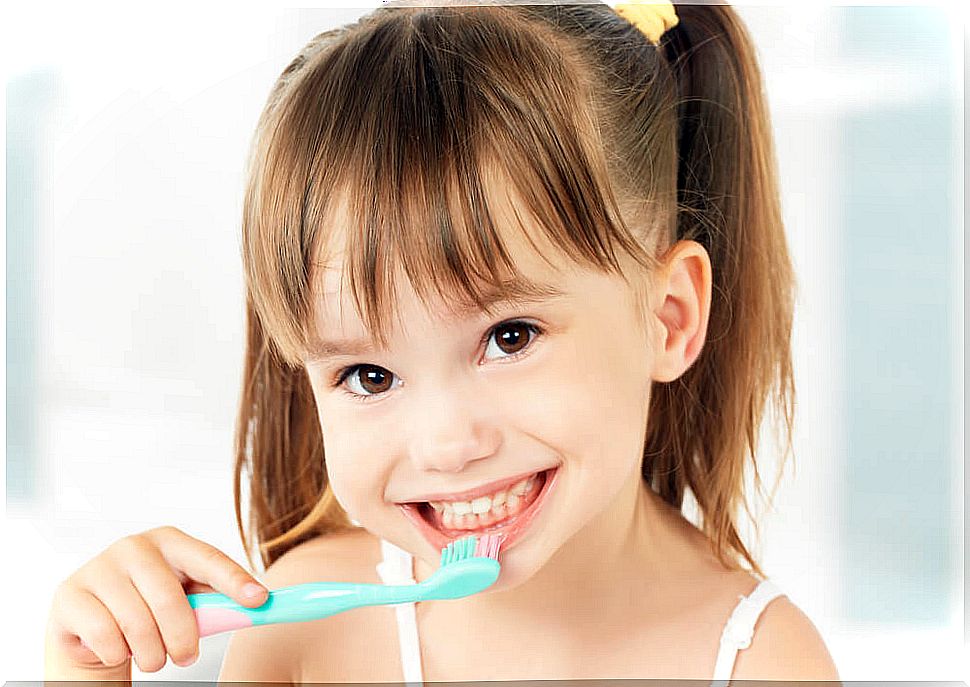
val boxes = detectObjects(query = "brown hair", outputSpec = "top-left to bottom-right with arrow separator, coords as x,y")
234,1 -> 795,579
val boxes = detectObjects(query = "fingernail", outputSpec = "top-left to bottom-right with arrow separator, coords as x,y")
243,583 -> 266,599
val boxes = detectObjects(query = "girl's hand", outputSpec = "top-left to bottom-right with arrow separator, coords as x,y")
44,525 -> 269,680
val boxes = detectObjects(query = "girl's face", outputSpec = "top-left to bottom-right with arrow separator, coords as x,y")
303,206 -> 665,593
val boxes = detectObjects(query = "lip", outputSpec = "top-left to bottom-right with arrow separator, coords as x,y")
399,466 -> 560,555
397,468 -> 549,504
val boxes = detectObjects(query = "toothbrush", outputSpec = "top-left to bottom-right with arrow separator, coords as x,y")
187,534 -> 504,637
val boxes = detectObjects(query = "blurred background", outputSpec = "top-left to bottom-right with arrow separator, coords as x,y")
3,2 -> 966,682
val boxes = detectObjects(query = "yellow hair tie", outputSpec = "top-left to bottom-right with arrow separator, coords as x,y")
613,1 -> 679,45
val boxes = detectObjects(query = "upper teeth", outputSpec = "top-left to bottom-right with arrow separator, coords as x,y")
429,474 -> 536,516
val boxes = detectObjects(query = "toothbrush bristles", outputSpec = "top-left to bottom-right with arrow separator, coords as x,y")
439,533 -> 506,566
473,533 -> 505,559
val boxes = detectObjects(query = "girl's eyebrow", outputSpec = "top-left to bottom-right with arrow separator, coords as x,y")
307,278 -> 567,362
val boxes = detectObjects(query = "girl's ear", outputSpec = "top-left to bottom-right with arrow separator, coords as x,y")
649,240 -> 713,383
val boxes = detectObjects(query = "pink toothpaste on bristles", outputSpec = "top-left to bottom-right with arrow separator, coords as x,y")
474,532 -> 506,559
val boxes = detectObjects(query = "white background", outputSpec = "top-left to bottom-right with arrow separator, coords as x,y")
2,1 -> 967,682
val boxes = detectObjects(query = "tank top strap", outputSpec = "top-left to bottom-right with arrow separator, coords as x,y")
709,578 -> 785,687
375,539 -> 424,686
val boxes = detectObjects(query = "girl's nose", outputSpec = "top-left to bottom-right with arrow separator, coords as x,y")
406,388 -> 501,473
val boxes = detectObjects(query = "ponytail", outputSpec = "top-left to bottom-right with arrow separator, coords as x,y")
642,3 -> 797,577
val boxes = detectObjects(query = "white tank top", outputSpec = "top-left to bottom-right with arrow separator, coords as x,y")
375,538 -> 785,687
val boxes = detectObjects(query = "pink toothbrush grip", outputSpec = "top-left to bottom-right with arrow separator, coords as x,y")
194,607 -> 254,637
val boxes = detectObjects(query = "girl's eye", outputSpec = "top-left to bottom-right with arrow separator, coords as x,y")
337,365 -> 398,400
331,320 -> 543,402
483,320 -> 541,361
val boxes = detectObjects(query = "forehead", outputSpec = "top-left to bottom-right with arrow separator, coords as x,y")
304,184 -> 583,359
294,124 -> 658,365
314,233 -> 571,324
316,219 -> 569,297
313,172 -> 578,304
305,265 -> 571,365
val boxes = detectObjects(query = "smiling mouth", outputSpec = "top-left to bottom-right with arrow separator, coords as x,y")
418,470 -> 549,534
401,468 -> 554,541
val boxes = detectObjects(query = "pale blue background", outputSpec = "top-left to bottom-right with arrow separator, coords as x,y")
837,6 -> 958,627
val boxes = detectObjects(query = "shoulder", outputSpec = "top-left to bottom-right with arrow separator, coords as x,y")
730,587 -> 841,682
263,527 -> 382,585
218,527 -> 382,683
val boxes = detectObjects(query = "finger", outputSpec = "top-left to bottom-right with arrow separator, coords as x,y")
183,581 -> 217,595
53,585 -> 131,669
147,526 -> 268,607
127,548 -> 202,668
79,570 -> 168,674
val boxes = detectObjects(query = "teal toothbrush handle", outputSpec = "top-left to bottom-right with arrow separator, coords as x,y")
188,582 -> 420,637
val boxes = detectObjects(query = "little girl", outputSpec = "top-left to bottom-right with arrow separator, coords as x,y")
45,1 -> 841,683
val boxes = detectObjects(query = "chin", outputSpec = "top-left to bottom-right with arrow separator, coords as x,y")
488,521 -> 579,596
483,554 -> 544,594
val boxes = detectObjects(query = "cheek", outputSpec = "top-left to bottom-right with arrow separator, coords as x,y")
316,413 -> 388,515
319,450 -> 359,515
501,342 -> 647,464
